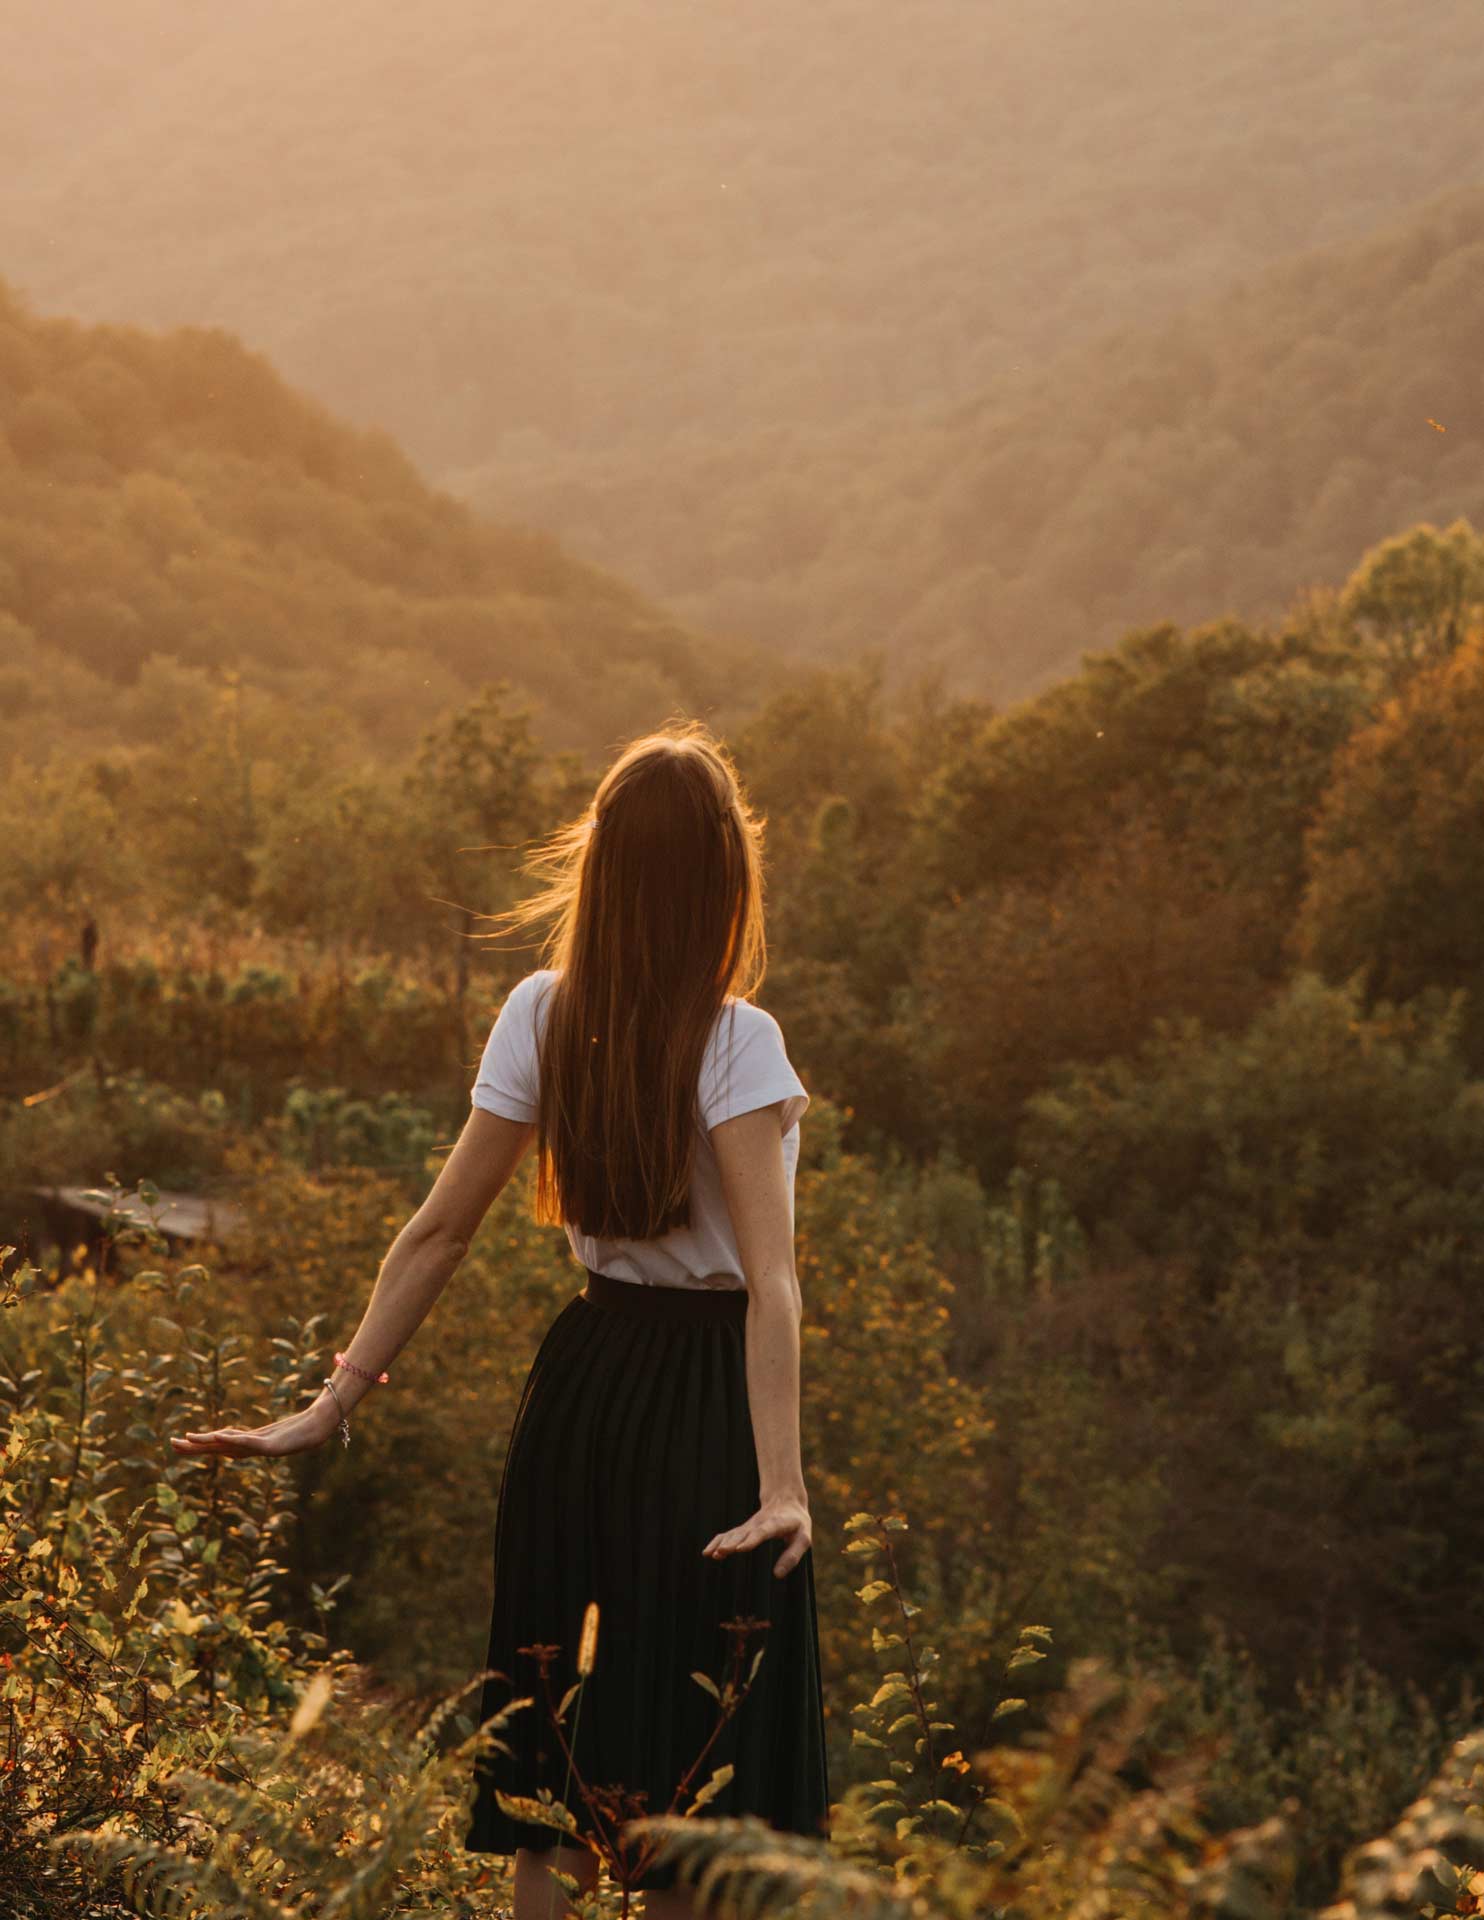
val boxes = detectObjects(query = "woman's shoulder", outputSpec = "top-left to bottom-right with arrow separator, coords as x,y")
523,968 -> 561,1016
709,993 -> 787,1054
510,967 -> 560,1000
723,993 -> 780,1027
510,974 -> 779,1042
493,969 -> 559,1034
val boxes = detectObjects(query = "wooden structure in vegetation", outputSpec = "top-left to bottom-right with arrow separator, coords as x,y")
2,1185 -> 245,1270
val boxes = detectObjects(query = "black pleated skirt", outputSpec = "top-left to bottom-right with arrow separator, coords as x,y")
463,1266 -> 831,1892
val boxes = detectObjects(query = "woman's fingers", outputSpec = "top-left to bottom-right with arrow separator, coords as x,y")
711,1523 -> 805,1554
772,1526 -> 811,1576
170,1402 -> 334,1460
172,1426 -> 272,1457
703,1523 -> 765,1555
702,1519 -> 812,1571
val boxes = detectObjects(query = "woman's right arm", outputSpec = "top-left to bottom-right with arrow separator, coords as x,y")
171,1106 -> 534,1459
703,1102 -> 811,1575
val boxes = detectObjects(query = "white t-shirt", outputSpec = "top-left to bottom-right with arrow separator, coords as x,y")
469,968 -> 809,1289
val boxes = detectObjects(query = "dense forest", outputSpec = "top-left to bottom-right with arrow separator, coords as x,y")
4,290 -> 1484,1907
7,2 -> 1484,706
10,0 -> 1481,467
0,278 -> 777,772
463,183 -> 1484,702
7,9 -> 1484,1902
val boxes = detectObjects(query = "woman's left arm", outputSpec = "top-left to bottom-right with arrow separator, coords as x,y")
171,1107 -> 535,1459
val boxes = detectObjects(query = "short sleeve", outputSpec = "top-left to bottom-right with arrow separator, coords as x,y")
699,1002 -> 809,1136
470,973 -> 542,1123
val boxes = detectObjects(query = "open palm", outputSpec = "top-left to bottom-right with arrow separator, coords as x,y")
171,1400 -> 339,1460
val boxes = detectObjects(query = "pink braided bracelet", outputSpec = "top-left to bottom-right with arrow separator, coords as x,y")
335,1350 -> 390,1385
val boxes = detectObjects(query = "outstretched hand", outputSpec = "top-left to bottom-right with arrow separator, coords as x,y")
171,1396 -> 340,1460
702,1495 -> 812,1578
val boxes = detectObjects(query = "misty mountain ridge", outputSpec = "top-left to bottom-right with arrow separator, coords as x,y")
7,0 -> 1481,471
459,180 -> 1484,704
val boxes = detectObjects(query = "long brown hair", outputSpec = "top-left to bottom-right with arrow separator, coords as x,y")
478,720 -> 768,1238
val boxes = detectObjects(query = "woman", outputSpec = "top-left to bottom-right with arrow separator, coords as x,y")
172,721 -> 831,1919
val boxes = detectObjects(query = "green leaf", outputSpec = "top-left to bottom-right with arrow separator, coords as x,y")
1007,1645 -> 1047,1670
851,1730 -> 887,1749
992,1697 -> 1027,1720
979,1797 -> 1027,1840
495,1792 -> 577,1834
887,1711 -> 919,1737
843,1512 -> 878,1534
869,1679 -> 913,1708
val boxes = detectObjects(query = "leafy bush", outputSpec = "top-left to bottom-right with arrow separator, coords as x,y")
0,1067 -> 232,1191
5,1231 -> 1484,1920
273,1082 -> 438,1174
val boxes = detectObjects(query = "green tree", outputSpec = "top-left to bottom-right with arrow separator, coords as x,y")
401,681 -> 556,1000
0,748 -> 137,932
252,770 -> 432,961
1339,518 -> 1484,681
1292,628 -> 1484,1038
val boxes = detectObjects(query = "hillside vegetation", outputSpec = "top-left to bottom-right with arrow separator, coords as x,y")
9,2 -> 1482,706
464,183 -> 1484,702
7,562 -> 1484,1914
0,278 -> 765,770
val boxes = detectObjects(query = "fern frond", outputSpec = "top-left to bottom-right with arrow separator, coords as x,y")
1186,1810 -> 1296,1920
1319,1729 -> 1484,1920
625,1813 -> 919,1920
54,1822 -> 300,1920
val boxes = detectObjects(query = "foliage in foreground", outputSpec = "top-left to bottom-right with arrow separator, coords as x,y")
4,1222 -> 1484,1920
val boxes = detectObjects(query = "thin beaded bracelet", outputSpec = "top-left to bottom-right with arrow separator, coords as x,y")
335,1351 -> 391,1384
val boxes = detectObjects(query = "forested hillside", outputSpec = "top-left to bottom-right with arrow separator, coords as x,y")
9,11 -> 1484,1892
464,183 -> 1484,702
0,279 -> 769,771
8,544 -> 1484,1914
9,2 -> 1481,709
